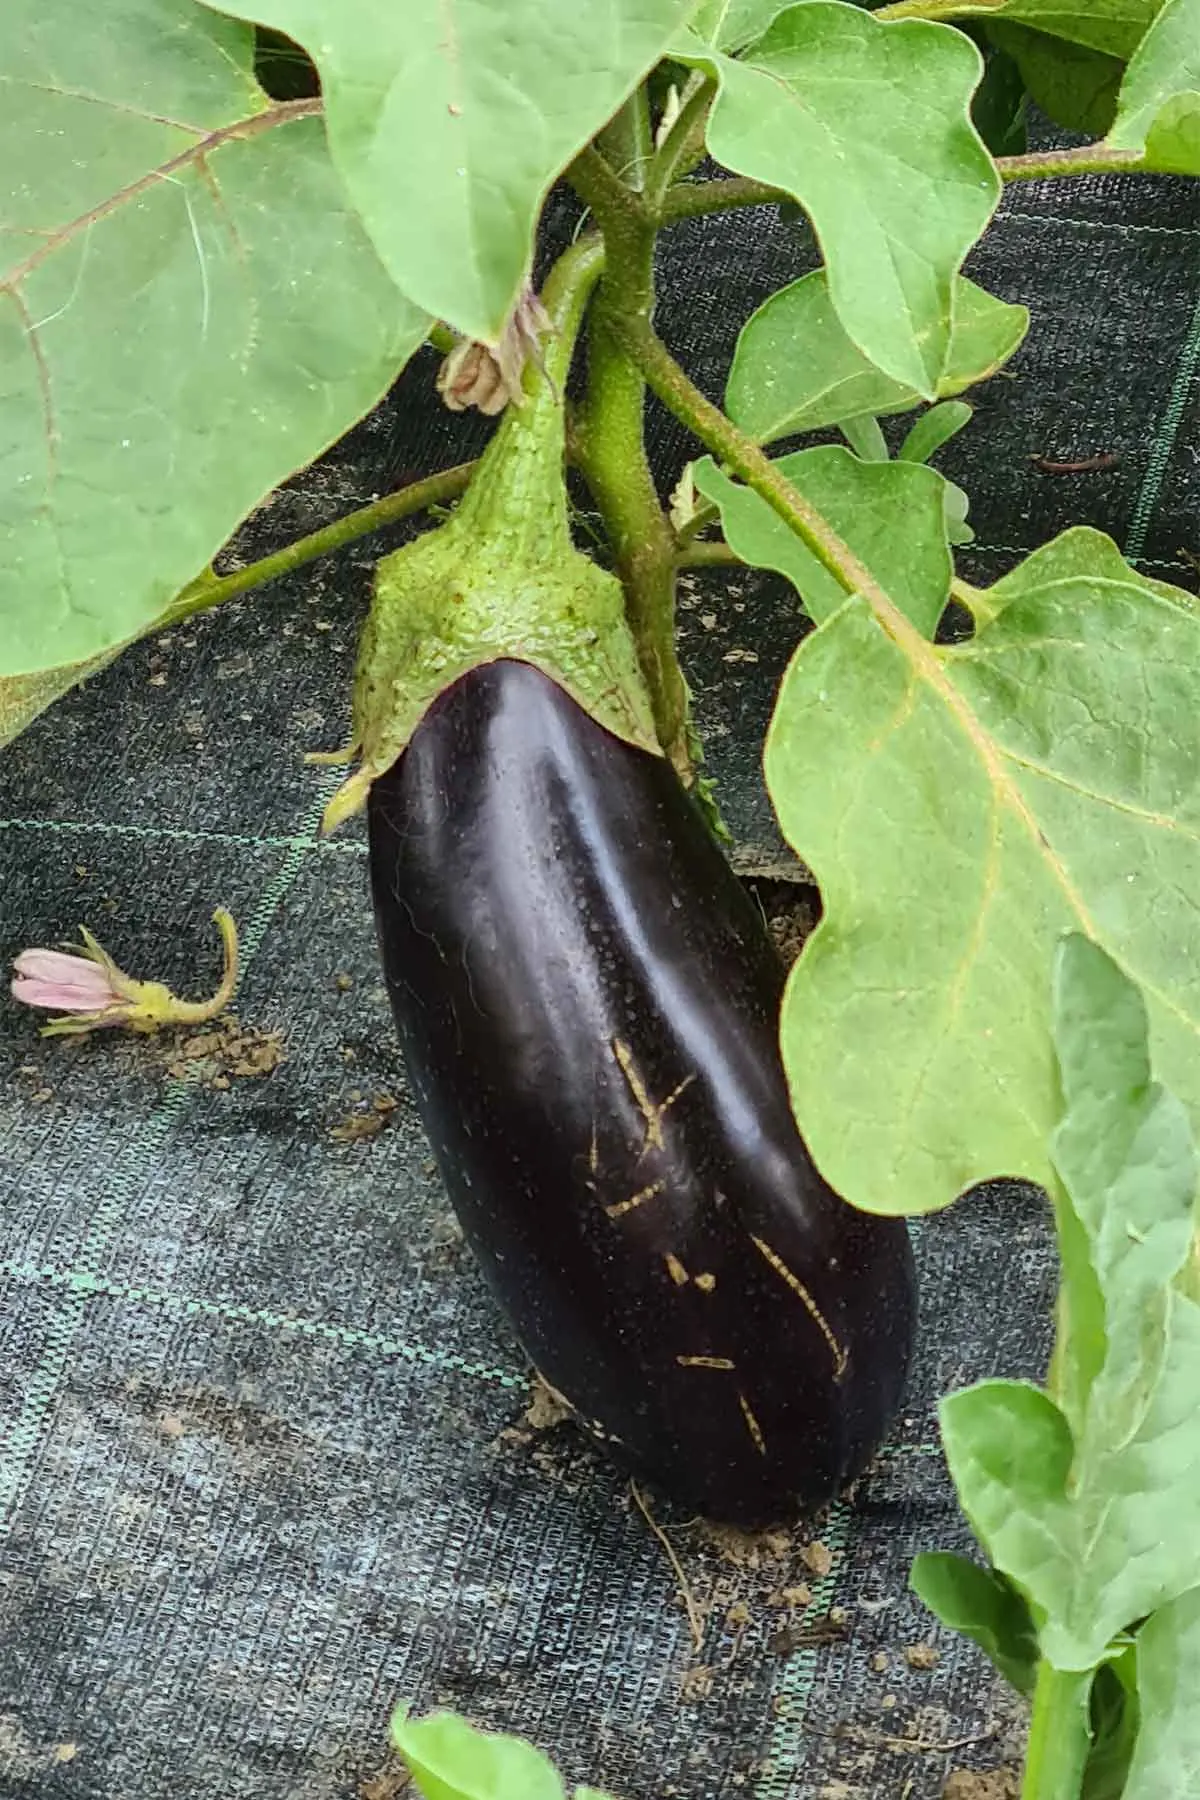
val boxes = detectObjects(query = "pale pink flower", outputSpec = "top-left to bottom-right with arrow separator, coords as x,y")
11,946 -> 123,1018
10,910 -> 239,1037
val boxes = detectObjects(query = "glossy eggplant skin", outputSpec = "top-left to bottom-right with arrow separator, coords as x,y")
368,659 -> 916,1525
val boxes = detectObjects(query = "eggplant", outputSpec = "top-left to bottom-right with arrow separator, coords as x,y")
367,659 -> 916,1525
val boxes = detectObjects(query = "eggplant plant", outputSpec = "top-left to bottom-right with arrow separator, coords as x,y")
4,0 -> 1200,1794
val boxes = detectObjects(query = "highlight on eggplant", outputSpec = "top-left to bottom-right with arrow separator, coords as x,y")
368,658 -> 916,1526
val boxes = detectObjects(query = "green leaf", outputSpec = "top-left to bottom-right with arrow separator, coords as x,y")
1,653 -> 122,751
970,42 -> 1029,155
694,447 -> 951,637
690,0 -> 795,52
1123,1588 -> 1200,1798
897,401 -> 974,466
987,525 -> 1199,614
943,478 -> 975,546
952,1 -> 1164,60
910,1550 -> 1039,1693
675,6 -> 1001,397
0,0 -> 428,678
987,21 -> 1125,134
762,533 -> 1200,1216
1084,1651 -> 1140,1800
938,938 -> 1200,1670
392,1708 -> 568,1800
1107,0 -> 1200,173
207,0 -> 694,343
838,414 -> 890,462
727,271 -> 1028,445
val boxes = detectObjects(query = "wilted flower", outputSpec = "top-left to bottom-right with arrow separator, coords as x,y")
10,909 -> 239,1037
436,285 -> 554,416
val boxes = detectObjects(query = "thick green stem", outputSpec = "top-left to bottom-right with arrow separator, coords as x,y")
568,151 -> 690,773
662,176 -> 785,224
595,89 -> 653,193
158,459 -> 476,630
998,146 -> 1146,183
660,145 -> 1150,225
609,315 -> 887,613
1021,1661 -> 1094,1800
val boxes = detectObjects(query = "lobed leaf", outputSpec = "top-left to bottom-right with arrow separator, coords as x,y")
763,533 -> 1200,1217
727,270 -> 1027,445
938,938 -> 1200,1670
1107,0 -> 1200,173
0,0 -> 428,677
693,447 -> 952,637
206,0 -> 695,343
674,5 -> 1001,397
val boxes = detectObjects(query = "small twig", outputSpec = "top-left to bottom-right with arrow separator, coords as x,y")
1029,452 -> 1118,475
631,1480 -> 705,1652
806,1720 -> 998,1756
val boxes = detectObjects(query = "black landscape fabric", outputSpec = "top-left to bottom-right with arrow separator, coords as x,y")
1,146 -> 1199,1800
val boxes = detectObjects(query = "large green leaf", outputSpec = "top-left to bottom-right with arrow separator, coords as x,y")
674,5 -> 1000,397
763,530 -> 1200,1216
0,0 -> 428,678
1123,1588 -> 1200,1799
694,447 -> 951,637
1107,0 -> 1200,173
939,937 -> 1200,1671
932,1 -> 1163,59
727,271 -> 1027,444
207,0 -> 694,344
987,21 -> 1125,134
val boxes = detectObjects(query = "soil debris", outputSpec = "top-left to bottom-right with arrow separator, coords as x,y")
905,1642 -> 939,1671
165,1015 -> 284,1085
943,1771 -> 1020,1800
679,1664 -> 714,1702
330,1091 -> 399,1140
801,1539 -> 835,1579
524,1377 -> 572,1432
359,1759 -> 412,1800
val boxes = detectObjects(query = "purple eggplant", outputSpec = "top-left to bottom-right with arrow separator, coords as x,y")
367,658 -> 915,1525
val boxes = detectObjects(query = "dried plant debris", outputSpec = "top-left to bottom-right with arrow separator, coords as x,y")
165,1015 -> 285,1086
329,1090 -> 399,1140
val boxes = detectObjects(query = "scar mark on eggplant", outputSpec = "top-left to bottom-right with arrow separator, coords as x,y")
676,1354 -> 735,1370
749,1234 -> 849,1379
695,1272 -> 716,1293
605,1177 -> 667,1219
664,1253 -> 689,1285
610,1038 -> 696,1151
738,1390 -> 767,1455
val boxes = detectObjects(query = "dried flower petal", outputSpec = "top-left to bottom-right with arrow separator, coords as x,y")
436,285 -> 554,417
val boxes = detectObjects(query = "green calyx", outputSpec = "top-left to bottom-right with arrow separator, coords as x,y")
320,235 -> 661,835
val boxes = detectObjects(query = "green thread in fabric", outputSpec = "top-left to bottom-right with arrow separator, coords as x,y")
1,1258 -> 527,1390
1125,281 -> 1200,563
